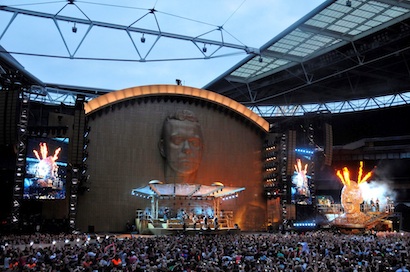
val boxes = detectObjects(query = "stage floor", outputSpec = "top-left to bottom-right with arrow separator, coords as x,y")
146,227 -> 241,236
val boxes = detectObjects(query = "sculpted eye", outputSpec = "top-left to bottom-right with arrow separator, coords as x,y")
170,136 -> 202,147
189,138 -> 201,147
171,136 -> 184,145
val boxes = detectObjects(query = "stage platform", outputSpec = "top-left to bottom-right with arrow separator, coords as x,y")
147,227 -> 241,236
135,217 -> 240,235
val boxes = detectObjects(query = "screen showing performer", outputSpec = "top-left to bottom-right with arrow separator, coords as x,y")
23,137 -> 68,199
291,156 -> 313,205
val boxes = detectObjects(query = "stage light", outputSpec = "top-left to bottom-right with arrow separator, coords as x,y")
84,127 -> 90,137
346,0 -> 351,7
141,34 -> 145,43
295,148 -> 314,155
259,56 -> 263,63
149,180 -> 163,184
212,181 -> 224,186
72,23 -> 77,33
202,44 -> 207,53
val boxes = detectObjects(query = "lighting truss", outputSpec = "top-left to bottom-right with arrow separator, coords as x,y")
0,5 -> 259,62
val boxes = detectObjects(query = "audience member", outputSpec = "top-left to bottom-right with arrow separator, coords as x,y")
0,230 -> 409,271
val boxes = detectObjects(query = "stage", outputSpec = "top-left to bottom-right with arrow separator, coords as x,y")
147,226 -> 241,236
135,217 -> 240,235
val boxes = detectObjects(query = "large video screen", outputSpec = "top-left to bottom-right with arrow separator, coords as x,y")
291,150 -> 314,205
23,137 -> 69,200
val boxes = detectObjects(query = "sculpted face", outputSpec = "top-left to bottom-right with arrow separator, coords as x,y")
341,183 -> 363,215
159,110 -> 203,183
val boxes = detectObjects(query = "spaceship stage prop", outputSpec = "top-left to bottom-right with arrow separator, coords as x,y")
131,181 -> 245,235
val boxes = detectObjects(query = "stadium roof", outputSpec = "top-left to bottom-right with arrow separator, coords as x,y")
205,0 -> 410,116
1,0 -> 410,117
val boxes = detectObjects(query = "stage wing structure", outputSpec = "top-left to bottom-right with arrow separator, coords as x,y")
132,182 -> 245,200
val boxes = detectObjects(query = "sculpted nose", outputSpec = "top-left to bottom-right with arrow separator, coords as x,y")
181,140 -> 191,153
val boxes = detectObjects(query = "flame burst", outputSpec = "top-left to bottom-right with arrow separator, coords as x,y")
336,161 -> 372,186
33,142 -> 61,179
294,159 -> 307,174
33,142 -> 61,162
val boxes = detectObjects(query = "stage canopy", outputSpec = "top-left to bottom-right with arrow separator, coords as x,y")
131,181 -> 245,200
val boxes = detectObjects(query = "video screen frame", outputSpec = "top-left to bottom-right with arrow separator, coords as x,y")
291,149 -> 314,205
23,137 -> 69,200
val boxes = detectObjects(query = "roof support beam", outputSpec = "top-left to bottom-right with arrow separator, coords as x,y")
0,6 -> 258,53
203,186 -> 223,197
298,24 -> 353,41
224,75 -> 249,83
188,185 -> 201,197
262,50 -> 304,63
249,45 -> 410,105
149,184 -> 161,197
375,0 -> 410,9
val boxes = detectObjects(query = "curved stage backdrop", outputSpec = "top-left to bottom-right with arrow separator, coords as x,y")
76,85 -> 269,232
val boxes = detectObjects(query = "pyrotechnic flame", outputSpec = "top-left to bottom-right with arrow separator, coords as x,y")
358,161 -> 372,183
358,161 -> 363,183
294,159 -> 307,174
33,142 -> 60,162
336,161 -> 372,186
336,167 -> 351,186
53,147 -> 61,161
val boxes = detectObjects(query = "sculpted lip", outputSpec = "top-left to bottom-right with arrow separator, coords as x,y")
179,160 -> 195,166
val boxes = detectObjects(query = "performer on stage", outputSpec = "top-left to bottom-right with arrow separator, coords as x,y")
192,214 -> 199,230
214,216 -> 219,230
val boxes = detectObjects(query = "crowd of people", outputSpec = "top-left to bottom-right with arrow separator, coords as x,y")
1,230 -> 409,271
